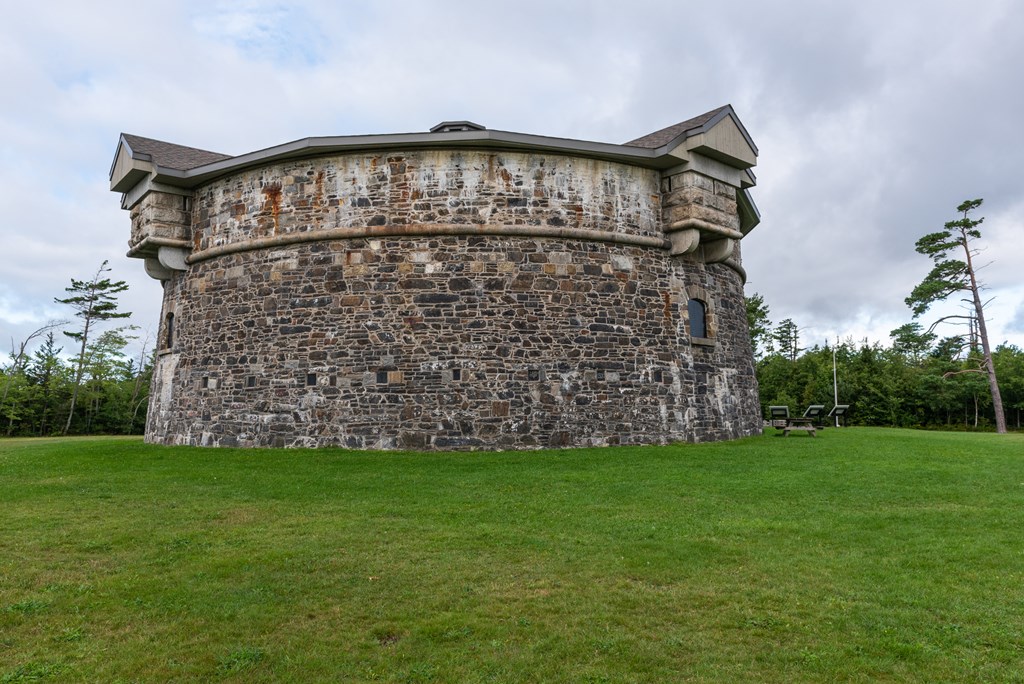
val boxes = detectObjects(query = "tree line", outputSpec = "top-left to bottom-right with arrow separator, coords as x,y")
748,198 -> 1022,431
749,314 -> 1024,430
0,262 -> 150,437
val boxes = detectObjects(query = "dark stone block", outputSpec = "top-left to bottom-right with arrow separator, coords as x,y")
448,277 -> 474,291
413,293 -> 460,304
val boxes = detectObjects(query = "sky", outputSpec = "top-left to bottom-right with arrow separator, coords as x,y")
2,0 -> 1023,364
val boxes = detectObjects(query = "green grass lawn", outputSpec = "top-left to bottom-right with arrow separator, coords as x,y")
2,428 -> 1023,683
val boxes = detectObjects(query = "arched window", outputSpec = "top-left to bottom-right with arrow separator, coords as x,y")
687,298 -> 707,339
164,312 -> 175,349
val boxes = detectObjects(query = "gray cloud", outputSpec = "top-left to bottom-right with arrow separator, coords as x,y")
3,0 -> 1023,362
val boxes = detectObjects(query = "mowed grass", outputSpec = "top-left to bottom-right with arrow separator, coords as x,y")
1,429 -> 1023,683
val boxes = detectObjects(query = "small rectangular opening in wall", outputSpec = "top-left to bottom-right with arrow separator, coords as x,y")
306,373 -> 317,386
328,376 -> 337,387
246,376 -> 256,389
201,376 -> 209,389
452,368 -> 461,381
376,371 -> 388,384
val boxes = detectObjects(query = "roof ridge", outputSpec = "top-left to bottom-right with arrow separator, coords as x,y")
624,105 -> 733,149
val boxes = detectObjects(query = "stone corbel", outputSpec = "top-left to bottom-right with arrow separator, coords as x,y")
701,239 -> 735,263
157,246 -> 189,272
144,246 -> 189,281
144,258 -> 174,281
665,218 -> 741,261
667,228 -> 700,256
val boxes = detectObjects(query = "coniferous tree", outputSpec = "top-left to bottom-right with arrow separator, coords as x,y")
1,320 -> 66,431
25,332 -> 70,436
745,293 -> 774,359
773,319 -> 802,363
905,199 -> 1006,433
55,261 -> 132,435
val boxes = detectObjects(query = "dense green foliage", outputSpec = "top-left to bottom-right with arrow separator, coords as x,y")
0,331 -> 150,437
2,431 -> 1022,682
751,296 -> 1024,431
1,262 -> 148,437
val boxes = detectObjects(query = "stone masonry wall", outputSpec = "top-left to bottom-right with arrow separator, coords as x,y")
143,149 -> 760,449
148,238 -> 759,448
190,150 -> 661,255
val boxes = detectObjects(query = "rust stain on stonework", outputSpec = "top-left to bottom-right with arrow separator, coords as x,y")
570,204 -> 584,227
262,183 -> 283,235
498,168 -> 513,190
663,291 -> 673,321
314,171 -> 325,208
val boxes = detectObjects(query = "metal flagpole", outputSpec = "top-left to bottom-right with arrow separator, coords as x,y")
833,337 -> 839,427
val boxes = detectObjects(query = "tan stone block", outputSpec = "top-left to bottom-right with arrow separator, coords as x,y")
548,252 -> 572,265
714,180 -> 737,198
670,172 -> 714,192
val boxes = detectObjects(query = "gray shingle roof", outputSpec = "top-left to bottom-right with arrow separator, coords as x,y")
121,134 -> 232,171
624,105 -> 731,149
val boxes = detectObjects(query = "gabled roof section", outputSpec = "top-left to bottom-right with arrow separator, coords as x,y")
110,134 -> 233,193
625,106 -> 732,149
625,105 -> 758,169
121,134 -> 232,170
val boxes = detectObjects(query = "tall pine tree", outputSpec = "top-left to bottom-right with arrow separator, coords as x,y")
56,261 -> 132,435
906,199 -> 1006,433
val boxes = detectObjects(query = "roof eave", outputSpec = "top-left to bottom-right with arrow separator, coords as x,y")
116,124 -> 755,193
144,130 -> 697,189
738,188 -> 761,234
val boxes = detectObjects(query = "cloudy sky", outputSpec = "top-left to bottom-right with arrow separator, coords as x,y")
2,0 -> 1023,363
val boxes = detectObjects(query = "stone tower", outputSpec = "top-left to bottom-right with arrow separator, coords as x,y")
109,106 -> 762,449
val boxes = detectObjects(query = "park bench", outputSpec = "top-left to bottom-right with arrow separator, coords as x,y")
767,405 -> 817,437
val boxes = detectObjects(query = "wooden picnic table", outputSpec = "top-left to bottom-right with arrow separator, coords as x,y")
782,417 -> 816,437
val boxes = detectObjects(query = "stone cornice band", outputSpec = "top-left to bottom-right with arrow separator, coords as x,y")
177,223 -> 746,281
126,236 -> 192,258
665,218 -> 743,241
